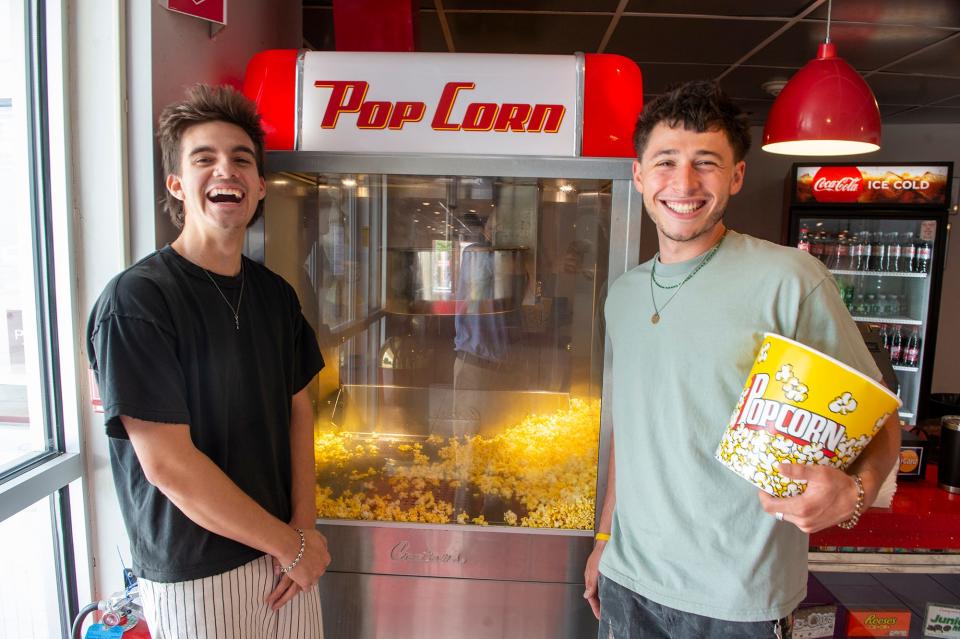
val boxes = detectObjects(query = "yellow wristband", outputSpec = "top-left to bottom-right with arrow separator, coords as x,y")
595,532 -> 611,542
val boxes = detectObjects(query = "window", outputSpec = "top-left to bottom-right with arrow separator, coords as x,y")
0,1 -> 80,637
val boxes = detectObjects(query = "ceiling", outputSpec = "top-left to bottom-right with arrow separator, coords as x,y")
302,0 -> 960,125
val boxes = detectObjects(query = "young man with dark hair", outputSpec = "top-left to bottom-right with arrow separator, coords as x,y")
582,81 -> 899,638
87,84 -> 329,638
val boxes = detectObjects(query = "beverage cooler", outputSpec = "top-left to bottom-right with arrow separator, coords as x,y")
243,50 -> 643,638
785,163 -> 953,426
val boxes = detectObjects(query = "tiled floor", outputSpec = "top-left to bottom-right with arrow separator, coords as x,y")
809,571 -> 960,638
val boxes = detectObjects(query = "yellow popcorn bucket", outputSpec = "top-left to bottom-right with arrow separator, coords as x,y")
715,333 -> 901,497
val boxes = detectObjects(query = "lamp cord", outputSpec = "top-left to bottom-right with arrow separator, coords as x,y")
825,0 -> 832,43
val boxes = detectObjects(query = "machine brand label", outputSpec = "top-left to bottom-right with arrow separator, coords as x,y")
314,80 -> 565,134
299,52 -> 578,155
390,540 -> 466,564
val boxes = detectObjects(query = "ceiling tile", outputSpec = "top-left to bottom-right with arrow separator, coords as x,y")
808,0 -> 960,29
719,66 -> 802,102
418,11 -> 449,52
867,73 -> 960,105
883,32 -> 960,76
626,0 -> 810,18
636,63 -> 730,94
882,106 -> 960,123
302,7 -> 334,50
747,20 -> 950,70
730,98 -> 774,124
606,17 -> 782,64
444,12 -> 609,53
439,0 -> 620,10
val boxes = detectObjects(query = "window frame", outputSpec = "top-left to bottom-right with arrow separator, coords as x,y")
0,0 -> 82,634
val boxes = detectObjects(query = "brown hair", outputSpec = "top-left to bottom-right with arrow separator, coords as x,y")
633,80 -> 751,162
157,84 -> 266,228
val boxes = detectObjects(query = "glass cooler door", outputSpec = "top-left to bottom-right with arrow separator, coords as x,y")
263,171 -> 611,530
796,216 -> 938,425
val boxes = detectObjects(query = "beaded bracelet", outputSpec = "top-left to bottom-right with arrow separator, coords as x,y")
280,528 -> 306,574
837,474 -> 864,530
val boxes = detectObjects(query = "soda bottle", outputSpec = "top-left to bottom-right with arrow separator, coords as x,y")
821,232 -> 836,265
854,292 -> 867,316
797,226 -> 810,253
902,232 -> 916,272
829,233 -> 849,270
885,231 -> 901,271
879,323 -> 890,351
889,325 -> 903,365
917,239 -> 932,274
849,232 -> 864,270
809,231 -> 824,262
870,231 -> 886,271
903,328 -> 921,367
842,280 -> 855,308
859,231 -> 873,271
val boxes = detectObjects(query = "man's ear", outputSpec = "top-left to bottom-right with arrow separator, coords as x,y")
631,159 -> 644,194
166,174 -> 185,201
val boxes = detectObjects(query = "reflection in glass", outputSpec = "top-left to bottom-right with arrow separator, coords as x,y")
0,497 -> 63,638
265,174 -> 610,529
0,0 -> 47,474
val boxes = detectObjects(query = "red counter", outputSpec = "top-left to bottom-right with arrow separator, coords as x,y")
811,464 -> 960,552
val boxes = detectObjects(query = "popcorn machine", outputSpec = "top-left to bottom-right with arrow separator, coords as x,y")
244,50 -> 643,639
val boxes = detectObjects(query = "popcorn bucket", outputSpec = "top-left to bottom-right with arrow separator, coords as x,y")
716,333 -> 901,497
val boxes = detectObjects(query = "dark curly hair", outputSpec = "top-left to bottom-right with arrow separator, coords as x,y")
633,80 -> 751,162
157,84 -> 266,229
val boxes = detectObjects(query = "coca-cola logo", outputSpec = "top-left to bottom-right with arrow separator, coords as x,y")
811,166 -> 865,203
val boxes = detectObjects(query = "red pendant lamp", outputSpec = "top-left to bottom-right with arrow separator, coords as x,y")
762,0 -> 881,156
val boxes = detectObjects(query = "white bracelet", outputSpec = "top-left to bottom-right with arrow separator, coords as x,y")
280,528 -> 305,574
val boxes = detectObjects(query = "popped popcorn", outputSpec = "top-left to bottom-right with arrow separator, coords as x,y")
314,399 -> 601,529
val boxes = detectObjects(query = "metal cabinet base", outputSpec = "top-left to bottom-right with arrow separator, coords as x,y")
320,571 -> 598,639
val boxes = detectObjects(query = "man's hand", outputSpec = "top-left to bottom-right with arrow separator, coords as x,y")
266,527 -> 331,611
757,463 -> 858,533
583,541 -> 606,620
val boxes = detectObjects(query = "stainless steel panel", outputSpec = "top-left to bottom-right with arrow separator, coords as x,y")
266,152 -> 632,180
320,571 -> 598,639
318,522 -> 592,583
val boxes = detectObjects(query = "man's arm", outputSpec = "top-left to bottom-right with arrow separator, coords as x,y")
758,411 -> 901,533
583,432 -> 616,619
266,387 -> 328,609
123,411 -> 330,592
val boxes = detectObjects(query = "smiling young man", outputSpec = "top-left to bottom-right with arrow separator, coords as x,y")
87,85 -> 329,638
582,81 -> 900,638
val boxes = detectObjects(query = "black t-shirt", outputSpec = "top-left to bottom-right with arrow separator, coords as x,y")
86,245 -> 323,582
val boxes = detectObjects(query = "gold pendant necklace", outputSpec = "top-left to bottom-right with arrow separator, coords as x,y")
649,233 -> 725,325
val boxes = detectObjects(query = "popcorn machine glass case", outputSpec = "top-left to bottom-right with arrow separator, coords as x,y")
253,152 -> 640,639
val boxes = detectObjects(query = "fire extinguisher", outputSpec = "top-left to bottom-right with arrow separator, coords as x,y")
71,569 -> 151,639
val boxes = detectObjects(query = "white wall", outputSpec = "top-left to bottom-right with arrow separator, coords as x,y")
75,0 -> 300,601
639,124 -> 960,395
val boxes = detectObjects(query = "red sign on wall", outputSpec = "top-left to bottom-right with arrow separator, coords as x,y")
162,0 -> 227,26
795,164 -> 950,206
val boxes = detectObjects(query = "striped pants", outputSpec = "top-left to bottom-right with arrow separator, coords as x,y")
137,554 -> 324,639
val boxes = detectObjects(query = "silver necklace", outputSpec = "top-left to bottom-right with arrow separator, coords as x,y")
649,233 -> 724,325
202,261 -> 244,330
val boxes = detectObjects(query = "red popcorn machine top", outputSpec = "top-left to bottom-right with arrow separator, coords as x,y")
243,49 -> 643,639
